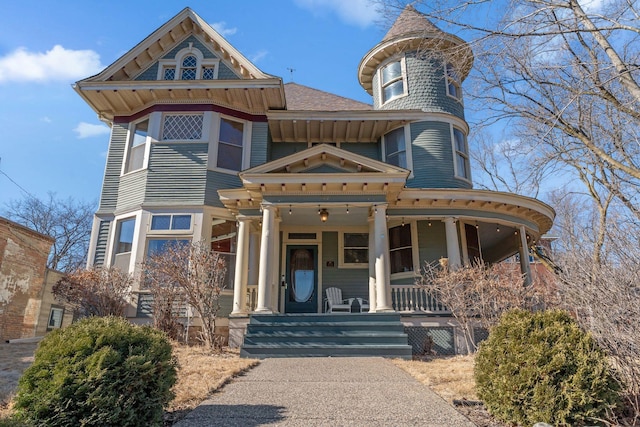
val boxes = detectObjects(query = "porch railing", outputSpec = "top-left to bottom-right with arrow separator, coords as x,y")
244,285 -> 448,314
391,286 -> 450,314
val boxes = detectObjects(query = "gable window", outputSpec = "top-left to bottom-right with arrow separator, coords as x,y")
158,46 -> 219,81
161,114 -> 204,140
124,118 -> 149,173
452,127 -> 470,180
446,63 -> 462,101
380,59 -> 406,103
217,118 -> 244,171
389,224 -> 413,274
339,232 -> 369,268
150,214 -> 192,232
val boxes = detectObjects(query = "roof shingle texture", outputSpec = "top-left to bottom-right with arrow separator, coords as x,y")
284,82 -> 372,111
382,5 -> 443,41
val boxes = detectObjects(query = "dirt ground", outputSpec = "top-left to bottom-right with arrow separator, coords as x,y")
0,342 -> 38,405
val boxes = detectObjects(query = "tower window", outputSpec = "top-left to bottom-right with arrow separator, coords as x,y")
446,63 -> 462,100
453,127 -> 470,180
380,59 -> 407,103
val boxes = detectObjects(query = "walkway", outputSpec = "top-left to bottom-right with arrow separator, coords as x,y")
175,357 -> 476,426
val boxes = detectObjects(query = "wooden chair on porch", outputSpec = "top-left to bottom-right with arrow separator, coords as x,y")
324,287 -> 354,313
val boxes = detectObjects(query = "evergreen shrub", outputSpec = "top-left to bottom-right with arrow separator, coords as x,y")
474,309 -> 620,426
14,316 -> 177,427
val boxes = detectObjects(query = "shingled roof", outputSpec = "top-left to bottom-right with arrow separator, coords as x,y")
382,5 -> 443,41
284,82 -> 372,111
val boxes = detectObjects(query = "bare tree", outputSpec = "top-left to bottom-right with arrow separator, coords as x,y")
53,267 -> 133,318
144,241 -> 227,350
4,193 -> 94,272
418,260 -> 555,352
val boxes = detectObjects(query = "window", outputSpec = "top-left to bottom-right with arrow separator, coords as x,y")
446,63 -> 462,100
124,118 -> 148,173
48,307 -> 64,329
146,239 -> 190,257
150,214 -> 192,231
158,46 -> 219,81
115,218 -> 135,254
389,225 -> 413,274
383,127 -> 407,168
217,118 -> 244,171
453,127 -> 470,180
211,219 -> 237,289
340,232 -> 368,267
380,59 -> 406,103
161,114 -> 204,140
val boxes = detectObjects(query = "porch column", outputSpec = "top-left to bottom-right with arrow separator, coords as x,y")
518,225 -> 532,286
367,216 -> 377,312
270,216 -> 282,312
374,204 -> 394,312
255,205 -> 276,313
444,218 -> 461,269
231,217 -> 251,316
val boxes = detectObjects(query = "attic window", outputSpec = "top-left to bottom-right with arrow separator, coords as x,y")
157,46 -> 220,81
380,58 -> 407,104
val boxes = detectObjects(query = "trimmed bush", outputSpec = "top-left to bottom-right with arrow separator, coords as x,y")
14,317 -> 177,427
475,309 -> 620,426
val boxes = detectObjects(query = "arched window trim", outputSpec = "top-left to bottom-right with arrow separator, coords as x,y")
157,44 -> 220,81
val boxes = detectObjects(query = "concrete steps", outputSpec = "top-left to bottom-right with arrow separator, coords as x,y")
240,313 -> 412,359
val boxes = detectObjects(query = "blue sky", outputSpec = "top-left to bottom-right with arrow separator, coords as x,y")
0,0 -> 390,207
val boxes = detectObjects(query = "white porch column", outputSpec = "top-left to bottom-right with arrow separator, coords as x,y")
248,230 -> 261,286
374,204 -> 394,312
367,217 -> 377,312
270,216 -> 282,312
518,225 -> 532,286
231,217 -> 251,316
444,217 -> 462,269
255,205 -> 276,313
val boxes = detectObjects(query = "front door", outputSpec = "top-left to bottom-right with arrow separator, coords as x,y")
284,245 -> 318,313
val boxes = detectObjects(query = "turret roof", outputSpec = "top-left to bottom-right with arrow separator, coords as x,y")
382,5 -> 443,41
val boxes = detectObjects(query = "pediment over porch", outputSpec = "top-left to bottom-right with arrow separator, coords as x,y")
220,144 -> 410,210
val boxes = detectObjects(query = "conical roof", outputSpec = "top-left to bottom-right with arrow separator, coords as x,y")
382,5 -> 443,42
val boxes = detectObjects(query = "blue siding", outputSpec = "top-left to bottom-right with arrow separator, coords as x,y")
98,123 -> 127,213
321,232 -> 369,305
340,142 -> 380,160
117,170 -> 147,211
408,121 -> 471,189
204,170 -> 242,207
250,122 -> 268,167
144,143 -> 208,205
417,220 -> 448,265
269,142 -> 308,161
93,220 -> 111,267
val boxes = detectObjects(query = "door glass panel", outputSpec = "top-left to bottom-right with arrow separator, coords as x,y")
290,248 -> 314,303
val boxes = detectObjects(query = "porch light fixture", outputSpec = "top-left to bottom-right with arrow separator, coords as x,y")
496,225 -> 501,232
319,209 -> 329,222
346,204 -> 349,214
289,205 -> 292,215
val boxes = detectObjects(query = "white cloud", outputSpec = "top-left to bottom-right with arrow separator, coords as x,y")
74,122 -> 110,139
0,45 -> 104,84
250,50 -> 269,63
578,0 -> 607,12
294,0 -> 380,28
212,21 -> 238,37
41,116 -> 52,123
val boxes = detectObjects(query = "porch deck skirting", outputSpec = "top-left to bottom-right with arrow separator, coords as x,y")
244,285 -> 449,314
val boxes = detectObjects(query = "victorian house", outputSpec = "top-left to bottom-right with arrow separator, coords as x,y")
76,7 -> 554,356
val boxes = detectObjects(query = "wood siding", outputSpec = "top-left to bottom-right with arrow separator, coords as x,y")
98,123 -> 127,213
145,143 -> 208,205
250,122 -> 268,167
321,232 -> 369,305
93,220 -> 111,267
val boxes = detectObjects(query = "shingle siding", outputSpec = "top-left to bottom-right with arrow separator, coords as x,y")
98,123 -> 127,212
374,52 -> 465,120
408,121 -> 471,189
145,143 -> 208,204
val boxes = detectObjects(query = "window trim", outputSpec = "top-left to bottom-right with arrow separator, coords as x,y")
208,114 -> 252,174
451,125 -> 471,183
445,63 -> 463,102
157,46 -> 220,81
338,229 -> 369,269
388,220 -> 420,279
148,214 -> 194,234
379,57 -> 408,105
381,124 -> 413,176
